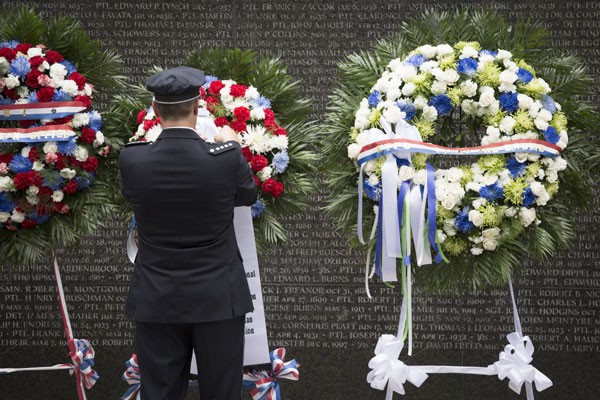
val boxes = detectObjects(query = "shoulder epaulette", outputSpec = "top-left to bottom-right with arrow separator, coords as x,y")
125,141 -> 151,147
207,141 -> 237,155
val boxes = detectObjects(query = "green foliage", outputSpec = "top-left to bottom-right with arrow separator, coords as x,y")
109,48 -> 317,251
320,8 -> 600,294
0,7 -> 125,267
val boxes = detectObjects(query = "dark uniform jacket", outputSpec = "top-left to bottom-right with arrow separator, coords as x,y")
119,127 -> 257,323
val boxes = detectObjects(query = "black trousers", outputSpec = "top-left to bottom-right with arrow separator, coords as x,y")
136,315 -> 245,400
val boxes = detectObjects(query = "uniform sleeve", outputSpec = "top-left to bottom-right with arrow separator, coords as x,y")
118,151 -> 131,202
233,142 -> 258,207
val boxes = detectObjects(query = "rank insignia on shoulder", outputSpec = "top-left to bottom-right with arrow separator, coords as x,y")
207,141 -> 237,155
125,141 -> 151,147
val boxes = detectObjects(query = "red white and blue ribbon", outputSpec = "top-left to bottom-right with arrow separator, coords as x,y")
0,101 -> 87,121
0,124 -> 76,142
242,348 -> 300,400
120,354 -> 141,400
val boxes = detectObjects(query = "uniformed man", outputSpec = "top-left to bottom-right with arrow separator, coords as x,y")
119,66 -> 257,400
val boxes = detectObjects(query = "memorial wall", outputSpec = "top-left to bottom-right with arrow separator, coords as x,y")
0,0 -> 599,399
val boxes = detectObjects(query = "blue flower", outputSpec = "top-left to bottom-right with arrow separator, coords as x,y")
404,54 -> 426,68
543,126 -> 559,144
9,155 -> 32,173
27,91 -> 39,103
0,193 -> 16,213
479,50 -> 498,57
273,151 -> 289,173
76,174 -> 95,190
516,68 -> 533,84
363,179 -> 380,201
541,95 -> 557,113
52,89 -> 72,102
9,55 -> 31,78
0,40 -> 19,49
202,75 -> 218,89
0,96 -> 14,105
506,157 -> 526,178
396,100 -> 416,121
28,210 -> 51,225
457,58 -> 478,76
43,172 -> 64,191
253,96 -> 271,109
499,92 -> 519,113
60,60 -> 77,76
251,199 -> 266,218
368,90 -> 382,108
479,183 -> 505,202
454,208 -> 475,233
428,94 -> 452,116
88,111 -> 103,131
57,138 -> 77,156
523,188 -> 536,207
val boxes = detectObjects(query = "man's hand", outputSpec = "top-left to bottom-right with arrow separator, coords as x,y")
215,126 -> 240,143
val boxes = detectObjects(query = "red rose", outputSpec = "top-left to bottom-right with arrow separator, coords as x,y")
274,127 -> 288,136
264,108 -> 275,120
253,176 -> 260,186
37,86 -> 55,102
213,116 -> 228,127
21,220 -> 36,229
28,147 -> 39,162
3,88 -> 19,100
29,55 -> 45,69
74,95 -> 92,109
250,155 -> 268,172
0,154 -> 13,164
241,147 -> 253,161
229,84 -> 248,97
45,50 -> 64,64
69,72 -> 86,90
25,69 -> 42,88
83,157 -> 99,173
63,179 -> 78,194
18,120 -> 35,128
205,96 -> 220,112
80,127 -> 96,143
209,80 -> 225,95
143,119 -> 155,131
262,178 -> 284,198
229,119 -> 247,133
233,106 -> 251,122
15,43 -> 32,55
0,48 -> 16,61
137,110 -> 147,124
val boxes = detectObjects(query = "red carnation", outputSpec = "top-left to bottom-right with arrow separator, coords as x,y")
28,147 -> 39,162
18,120 -> 36,128
208,80 -> 225,95
21,220 -> 36,229
55,202 -> 70,214
143,119 -> 155,131
74,95 -> 92,109
250,155 -> 268,172
262,178 -> 284,198
37,86 -> 55,102
13,171 -> 39,190
274,127 -> 288,136
69,72 -> 86,90
137,110 -> 147,124
229,119 -> 247,133
3,88 -> 19,100
200,87 -> 206,99
241,147 -> 253,161
63,179 -> 78,194
233,106 -> 251,122
37,186 -> 52,196
0,154 -> 13,164
45,50 -> 64,64
205,96 -> 220,112
83,157 -> 99,173
230,84 -> 248,97
0,47 -> 16,62
25,69 -> 42,89
253,176 -> 260,186
55,153 -> 65,170
29,55 -> 45,69
80,127 -> 96,143
213,116 -> 228,127
15,43 -> 32,55
48,115 -> 73,125
265,119 -> 278,131
264,108 -> 275,120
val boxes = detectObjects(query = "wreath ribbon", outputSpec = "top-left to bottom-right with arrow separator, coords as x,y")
0,100 -> 87,121
120,354 -> 141,400
242,347 -> 300,400
0,124 -> 76,142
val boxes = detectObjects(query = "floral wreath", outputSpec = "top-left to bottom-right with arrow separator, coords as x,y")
321,9 -> 599,293
0,7 -> 124,266
131,76 -> 290,214
111,48 -> 316,251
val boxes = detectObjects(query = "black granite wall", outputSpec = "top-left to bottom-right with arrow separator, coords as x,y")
0,1 -> 599,399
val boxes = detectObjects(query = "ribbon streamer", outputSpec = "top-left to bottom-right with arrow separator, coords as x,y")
120,354 -> 141,400
0,124 -> 76,142
242,348 -> 300,400
0,101 -> 86,120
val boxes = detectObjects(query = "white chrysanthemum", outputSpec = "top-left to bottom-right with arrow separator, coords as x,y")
71,112 -> 90,128
49,63 -> 67,81
419,45 -> 437,59
60,79 -> 79,96
519,207 -> 536,227
74,146 -> 89,162
11,209 -> 25,223
431,80 -> 447,95
460,46 -> 479,59
42,142 -> 58,154
0,212 -> 10,223
241,125 -> 270,153
347,143 -> 361,159
0,176 -> 15,192
461,80 -> 478,97
422,105 -> 438,122
60,168 -> 77,179
4,73 -> 20,89
250,107 -> 265,121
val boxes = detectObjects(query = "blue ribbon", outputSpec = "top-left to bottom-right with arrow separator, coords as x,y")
426,163 -> 443,264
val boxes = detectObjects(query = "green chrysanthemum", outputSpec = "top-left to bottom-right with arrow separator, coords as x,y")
476,62 -> 502,87
503,178 -> 527,206
413,117 -> 435,140
478,155 -> 506,174
412,153 -> 428,170
446,86 -> 463,106
439,53 -> 457,70
551,111 -> 568,132
513,109 -> 535,133
480,203 -> 504,227
442,237 -> 468,256
454,41 -> 481,51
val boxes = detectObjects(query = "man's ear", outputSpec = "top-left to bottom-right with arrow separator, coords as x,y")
152,101 -> 160,118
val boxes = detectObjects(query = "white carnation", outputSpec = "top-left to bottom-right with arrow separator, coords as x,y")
0,57 -> 8,74
32,161 -> 44,171
460,80 -> 478,97
499,70 -> 518,84
482,237 -> 498,251
402,82 -> 416,96
419,60 -> 439,73
496,49 -> 513,60
518,207 -> 536,227
460,46 -> 479,59
4,74 -> 20,89
387,58 -> 403,73
557,131 -> 568,149
347,143 -> 361,159
465,181 -> 481,192
84,83 -> 93,97
74,146 -> 89,162
431,80 -> 447,95
245,86 -> 259,100
60,168 -> 77,179
382,105 -> 405,123
270,135 -> 288,151
537,109 -> 553,122
21,146 -> 31,158
71,112 -> 90,129
52,190 -> 64,202
0,176 -> 15,192
534,118 -> 549,131
413,95 -> 428,109
60,79 -> 79,96
499,116 -> 516,134
419,45 -> 437,59
461,99 -> 477,115
364,160 -> 377,174
422,105 -> 438,122
436,44 -> 454,56
11,210 -> 25,223
397,65 -> 417,82
257,166 -> 272,182
413,169 -> 427,185
368,174 -> 380,186
250,108 -> 265,121
49,63 -> 67,81
517,94 -> 534,109
446,167 -> 464,183
478,87 -> 495,107
26,186 -> 39,195
528,101 -> 542,118
471,247 -> 484,255
26,195 -> 39,205
0,212 -> 10,223
94,131 -> 105,146
504,207 -> 518,218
